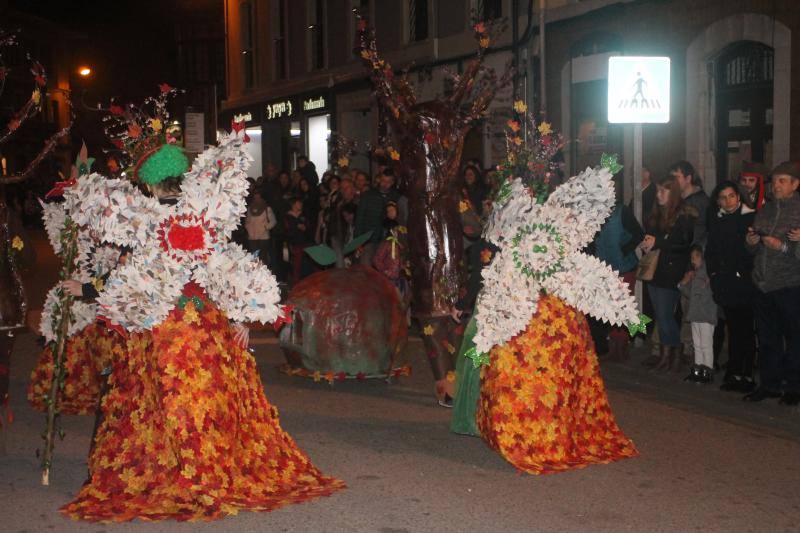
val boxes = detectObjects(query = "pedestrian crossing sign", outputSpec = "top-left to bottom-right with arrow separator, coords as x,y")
608,56 -> 671,124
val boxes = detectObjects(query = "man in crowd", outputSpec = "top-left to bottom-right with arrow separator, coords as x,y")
329,177 -> 359,267
297,155 -> 319,188
355,168 -> 400,266
739,160 -> 768,211
670,160 -> 709,245
743,161 -> 800,405
354,170 -> 370,198
629,165 -> 656,225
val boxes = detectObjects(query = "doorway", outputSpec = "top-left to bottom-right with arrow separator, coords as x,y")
714,41 -> 774,183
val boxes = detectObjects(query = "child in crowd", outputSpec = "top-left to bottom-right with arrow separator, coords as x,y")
679,245 -> 717,383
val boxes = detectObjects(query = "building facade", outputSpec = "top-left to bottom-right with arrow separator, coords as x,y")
222,0 -> 797,195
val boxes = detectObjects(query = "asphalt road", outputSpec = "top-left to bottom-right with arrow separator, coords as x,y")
1,232 -> 798,532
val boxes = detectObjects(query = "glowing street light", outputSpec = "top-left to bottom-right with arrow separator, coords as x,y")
78,66 -> 92,77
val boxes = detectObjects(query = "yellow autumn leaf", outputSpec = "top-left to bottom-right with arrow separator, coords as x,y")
513,100 -> 528,114
150,118 -> 163,132
423,324 -> 434,336
11,235 -> 24,251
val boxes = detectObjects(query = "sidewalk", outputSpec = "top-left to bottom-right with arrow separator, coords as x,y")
597,340 -> 800,440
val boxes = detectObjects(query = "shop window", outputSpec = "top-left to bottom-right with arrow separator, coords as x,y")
240,1 -> 255,88
408,0 -> 429,42
307,0 -> 326,70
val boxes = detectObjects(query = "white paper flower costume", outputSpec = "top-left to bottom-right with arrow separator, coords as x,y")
470,157 -> 649,364
38,201 -> 121,343
62,130 -> 282,332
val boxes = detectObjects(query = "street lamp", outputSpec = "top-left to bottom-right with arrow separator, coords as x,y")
78,66 -> 92,77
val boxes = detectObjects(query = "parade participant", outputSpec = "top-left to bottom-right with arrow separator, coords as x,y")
58,90 -> 343,521
462,114 -> 643,473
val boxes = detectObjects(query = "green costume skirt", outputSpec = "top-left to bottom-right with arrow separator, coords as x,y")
450,315 -> 481,436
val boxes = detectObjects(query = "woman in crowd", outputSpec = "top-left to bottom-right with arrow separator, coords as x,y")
245,189 -> 277,268
591,191 -> 644,361
462,164 -> 488,217
639,175 -> 695,372
705,180 -> 757,392
298,177 -> 319,240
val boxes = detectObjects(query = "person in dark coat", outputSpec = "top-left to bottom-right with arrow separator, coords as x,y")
638,175 -> 696,372
705,180 -> 757,392
355,169 -> 400,266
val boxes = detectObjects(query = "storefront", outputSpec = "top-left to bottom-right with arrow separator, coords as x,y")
221,90 -> 334,176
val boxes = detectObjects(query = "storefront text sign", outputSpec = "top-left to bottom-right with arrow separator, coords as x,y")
265,100 -> 294,120
303,96 -> 326,112
233,111 -> 254,124
608,56 -> 671,124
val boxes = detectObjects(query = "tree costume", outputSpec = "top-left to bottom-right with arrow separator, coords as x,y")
58,113 -> 343,521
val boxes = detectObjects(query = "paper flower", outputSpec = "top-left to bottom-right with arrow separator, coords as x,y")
39,287 -> 98,344
64,130 -> 282,332
513,100 -> 528,114
473,164 -> 642,357
537,122 -> 552,135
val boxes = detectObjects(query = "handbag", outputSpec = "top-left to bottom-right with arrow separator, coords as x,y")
636,249 -> 661,281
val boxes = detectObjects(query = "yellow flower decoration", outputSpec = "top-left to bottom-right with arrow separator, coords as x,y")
337,156 -> 350,168
446,370 -> 456,383
459,200 -> 470,213
479,37 -> 490,49
507,119 -> 521,133
31,89 -> 41,105
512,136 -> 523,146
513,100 -> 528,114
423,324 -> 434,336
11,235 -> 24,251
150,118 -> 163,132
537,121 -> 553,135
389,148 -> 400,161
360,49 -> 372,60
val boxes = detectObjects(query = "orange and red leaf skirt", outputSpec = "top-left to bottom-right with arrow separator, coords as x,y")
477,294 -> 638,474
61,298 -> 344,522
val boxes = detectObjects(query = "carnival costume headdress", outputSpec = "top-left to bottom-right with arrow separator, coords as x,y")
104,84 -> 189,185
468,111 -> 649,365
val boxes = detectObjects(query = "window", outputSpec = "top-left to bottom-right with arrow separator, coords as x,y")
409,0 -> 429,42
272,0 -> 287,79
350,0 -> 371,57
240,1 -> 255,88
477,0 -> 502,20
307,0 -> 326,70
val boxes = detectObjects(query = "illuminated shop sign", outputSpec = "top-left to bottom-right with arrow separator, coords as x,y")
233,111 -> 253,123
303,96 -> 327,112
265,99 -> 294,120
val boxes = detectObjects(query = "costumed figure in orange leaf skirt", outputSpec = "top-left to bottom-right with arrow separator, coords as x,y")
57,90 -> 343,522
459,114 -> 648,475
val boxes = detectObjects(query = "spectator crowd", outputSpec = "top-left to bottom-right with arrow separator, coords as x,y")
240,153 -> 800,408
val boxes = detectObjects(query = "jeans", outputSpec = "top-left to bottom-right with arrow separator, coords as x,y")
647,284 -> 681,347
755,286 -> 800,393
